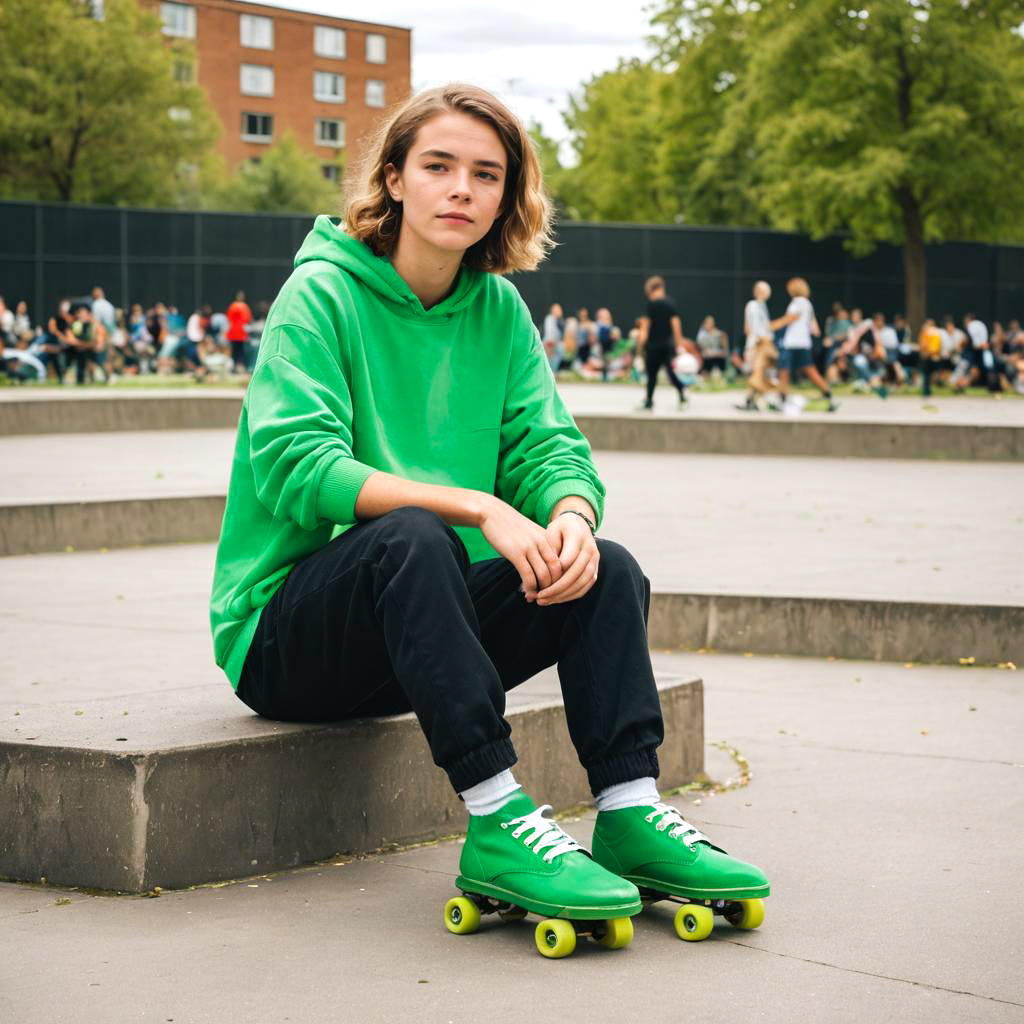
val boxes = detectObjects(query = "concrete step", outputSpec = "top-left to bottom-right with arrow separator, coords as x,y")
2,386 -> 1020,458
0,671 -> 703,894
4,652 -> 1021,1023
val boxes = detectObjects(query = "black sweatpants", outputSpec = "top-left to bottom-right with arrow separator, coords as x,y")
237,506 -> 665,795
644,345 -> 686,406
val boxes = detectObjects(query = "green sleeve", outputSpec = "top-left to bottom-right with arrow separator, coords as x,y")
247,331 -> 377,531
494,301 -> 606,528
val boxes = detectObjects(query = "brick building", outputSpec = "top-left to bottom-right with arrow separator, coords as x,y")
151,0 -> 411,179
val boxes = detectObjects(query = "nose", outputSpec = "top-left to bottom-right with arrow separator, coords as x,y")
448,169 -> 472,202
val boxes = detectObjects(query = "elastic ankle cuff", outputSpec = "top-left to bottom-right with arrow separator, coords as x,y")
587,747 -> 660,796
446,738 -> 518,795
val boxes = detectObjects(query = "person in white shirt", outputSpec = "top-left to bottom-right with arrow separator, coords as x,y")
91,287 -> 116,337
542,302 -> 564,372
736,280 -> 776,411
873,313 -> 906,386
769,277 -> 837,413
963,312 -> 997,391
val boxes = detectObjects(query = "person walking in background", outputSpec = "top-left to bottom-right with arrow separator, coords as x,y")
576,307 -> 596,369
542,302 -> 564,373
594,308 -> 617,382
737,281 -> 776,411
636,276 -> 691,411
226,290 -> 253,376
769,277 -> 837,413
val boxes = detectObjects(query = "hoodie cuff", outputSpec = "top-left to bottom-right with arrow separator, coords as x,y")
316,455 -> 378,526
536,479 -> 604,531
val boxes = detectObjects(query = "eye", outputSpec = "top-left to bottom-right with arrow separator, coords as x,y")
477,170 -> 499,181
425,162 -> 447,172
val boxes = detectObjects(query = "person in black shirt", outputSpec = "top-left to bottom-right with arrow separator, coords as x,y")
636,276 -> 692,410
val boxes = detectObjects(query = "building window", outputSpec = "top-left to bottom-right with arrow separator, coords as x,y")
241,112 -> 273,142
172,59 -> 194,84
240,14 -> 273,49
315,118 -> 345,148
313,71 -> 345,103
322,164 -> 342,183
161,2 -> 195,38
240,64 -> 274,97
366,33 -> 386,64
168,107 -> 192,122
365,79 -> 386,108
314,26 -> 346,58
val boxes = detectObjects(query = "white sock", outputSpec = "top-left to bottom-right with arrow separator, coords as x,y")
460,769 -> 522,816
596,776 -> 660,813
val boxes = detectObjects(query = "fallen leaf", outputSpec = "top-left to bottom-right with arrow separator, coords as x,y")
959,656 -> 976,667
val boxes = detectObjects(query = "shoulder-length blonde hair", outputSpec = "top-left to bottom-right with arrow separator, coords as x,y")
344,84 -> 554,275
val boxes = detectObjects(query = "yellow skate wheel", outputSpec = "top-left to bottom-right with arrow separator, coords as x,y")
595,916 -> 634,950
674,904 -> 714,942
535,919 -> 576,959
444,896 -> 481,935
725,898 -> 765,930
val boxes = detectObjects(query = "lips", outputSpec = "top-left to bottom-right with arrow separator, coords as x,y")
438,213 -> 472,223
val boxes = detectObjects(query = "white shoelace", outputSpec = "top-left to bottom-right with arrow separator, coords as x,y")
500,805 -> 582,864
645,802 -> 710,848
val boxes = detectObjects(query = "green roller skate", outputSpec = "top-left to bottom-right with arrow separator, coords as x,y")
591,801 -> 769,942
443,793 -> 642,959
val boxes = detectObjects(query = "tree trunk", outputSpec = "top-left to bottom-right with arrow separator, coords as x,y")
898,185 -> 926,335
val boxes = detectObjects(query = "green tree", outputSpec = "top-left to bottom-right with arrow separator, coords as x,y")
656,0 -> 1024,329
214,135 -> 344,214
561,59 -> 676,222
0,0 -> 219,206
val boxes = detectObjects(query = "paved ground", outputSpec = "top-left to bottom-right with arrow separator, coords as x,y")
2,651 -> 1020,1023
2,379 -> 1022,425
2,436 -> 1021,603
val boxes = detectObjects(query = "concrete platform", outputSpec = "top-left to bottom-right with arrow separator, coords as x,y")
2,652 -> 1020,1023
2,384 -> 1020,458
0,671 -> 703,893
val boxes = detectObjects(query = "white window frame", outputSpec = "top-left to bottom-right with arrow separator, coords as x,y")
313,71 -> 345,104
240,13 -> 273,50
161,2 -> 195,38
241,112 -> 274,143
315,118 -> 345,148
322,164 -> 342,183
240,64 -> 274,97
314,25 -> 346,59
366,33 -> 386,64
365,79 -> 386,108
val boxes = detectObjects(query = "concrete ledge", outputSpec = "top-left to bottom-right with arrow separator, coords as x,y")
0,674 -> 703,893
0,395 -> 242,436
649,591 -> 1024,666
2,394 -> 1019,460
575,414 -> 1024,461
0,496 -> 225,556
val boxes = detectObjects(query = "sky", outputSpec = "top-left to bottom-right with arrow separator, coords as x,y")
265,1 -> 655,150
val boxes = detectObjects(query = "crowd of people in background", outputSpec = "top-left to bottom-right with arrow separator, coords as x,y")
4,280 -> 1024,404
540,280 -> 1024,411
0,288 -> 267,385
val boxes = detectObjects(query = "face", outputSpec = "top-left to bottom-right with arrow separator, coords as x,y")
385,111 -> 507,262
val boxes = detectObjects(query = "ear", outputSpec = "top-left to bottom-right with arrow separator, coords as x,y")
384,163 -> 402,202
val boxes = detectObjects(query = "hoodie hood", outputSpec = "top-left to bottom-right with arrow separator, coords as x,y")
294,215 -> 486,318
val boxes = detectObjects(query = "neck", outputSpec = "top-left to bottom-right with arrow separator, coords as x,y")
390,233 -> 463,310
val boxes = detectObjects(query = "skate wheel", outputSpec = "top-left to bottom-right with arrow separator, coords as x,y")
595,916 -> 634,950
444,896 -> 481,935
499,906 -> 528,922
725,898 -> 764,930
674,904 -> 714,942
535,919 -> 576,959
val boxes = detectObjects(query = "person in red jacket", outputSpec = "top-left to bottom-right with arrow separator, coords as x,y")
225,291 -> 252,375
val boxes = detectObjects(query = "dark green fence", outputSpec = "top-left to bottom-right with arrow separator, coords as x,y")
1,199 -> 1021,342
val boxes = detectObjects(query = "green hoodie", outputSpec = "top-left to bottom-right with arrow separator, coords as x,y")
210,216 -> 606,689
